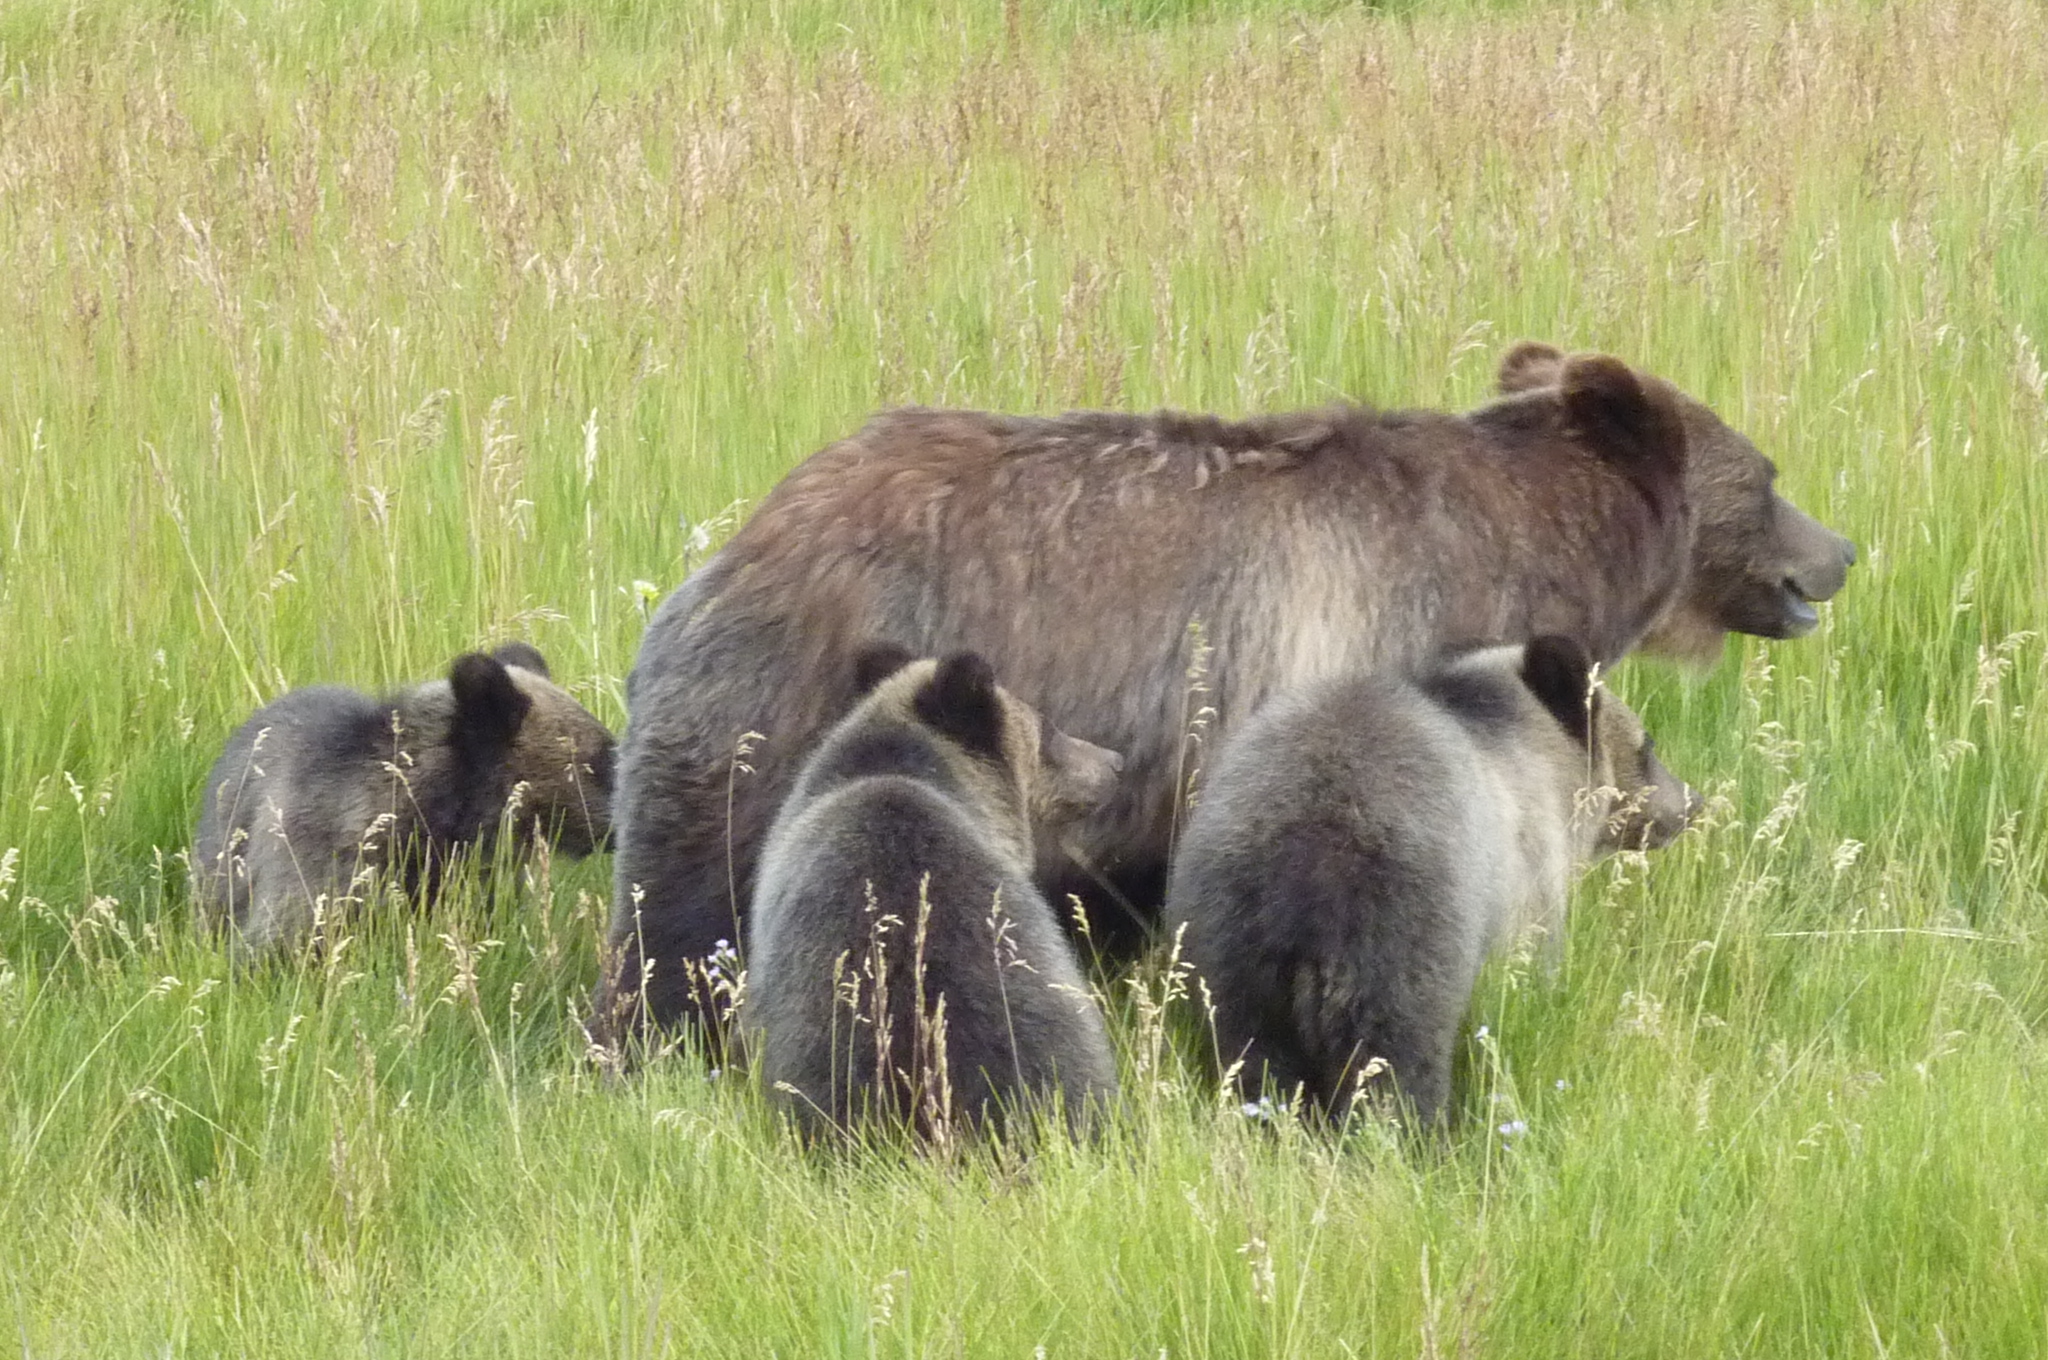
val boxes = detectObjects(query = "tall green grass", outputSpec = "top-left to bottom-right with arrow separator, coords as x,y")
2,0 -> 2044,1353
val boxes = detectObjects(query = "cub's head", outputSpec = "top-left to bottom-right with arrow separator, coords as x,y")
1519,635 -> 1699,853
1501,342 -> 1857,665
850,643 -> 1124,845
447,643 -> 616,857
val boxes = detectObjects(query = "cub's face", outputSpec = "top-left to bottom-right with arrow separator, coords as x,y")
1006,695 -> 1124,829
1588,693 -> 1697,852
504,669 -> 616,858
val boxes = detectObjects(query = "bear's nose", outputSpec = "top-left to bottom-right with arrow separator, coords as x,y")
1780,505 -> 1856,605
1786,550 -> 1850,607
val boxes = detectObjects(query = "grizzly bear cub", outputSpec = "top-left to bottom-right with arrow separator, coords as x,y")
1164,637 -> 1697,1127
747,645 -> 1123,1142
192,643 -> 615,955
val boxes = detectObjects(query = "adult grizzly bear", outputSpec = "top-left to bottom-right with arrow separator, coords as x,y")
597,345 -> 1853,1044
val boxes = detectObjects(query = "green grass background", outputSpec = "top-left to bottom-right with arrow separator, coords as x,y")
2,0 -> 2045,1353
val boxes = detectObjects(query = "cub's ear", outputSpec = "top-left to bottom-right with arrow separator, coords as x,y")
1560,354 -> 1688,488
1498,341 -> 1566,394
851,641 -> 918,696
1520,635 -> 1599,747
913,651 -> 1006,764
490,641 -> 551,679
449,652 -> 533,756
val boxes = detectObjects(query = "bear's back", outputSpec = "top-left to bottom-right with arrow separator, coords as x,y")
1167,662 -> 1576,1117
200,687 -> 396,837
1169,672 -> 1511,991
751,771 -> 1111,1136
752,775 -> 1011,966
193,684 -> 399,936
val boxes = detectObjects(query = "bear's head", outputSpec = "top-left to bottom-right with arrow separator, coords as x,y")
849,643 -> 1124,862
1519,635 -> 1699,852
446,643 -> 616,857
1500,342 -> 1857,666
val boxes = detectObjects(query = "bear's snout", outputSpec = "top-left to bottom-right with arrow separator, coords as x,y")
1045,730 -> 1124,817
1636,752 -> 1700,851
1774,501 -> 1858,635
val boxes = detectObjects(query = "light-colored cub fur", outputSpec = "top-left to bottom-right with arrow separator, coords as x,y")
747,646 -> 1123,1141
1164,636 -> 1696,1126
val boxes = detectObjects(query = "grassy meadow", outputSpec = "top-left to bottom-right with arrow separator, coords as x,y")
3,0 -> 2047,1352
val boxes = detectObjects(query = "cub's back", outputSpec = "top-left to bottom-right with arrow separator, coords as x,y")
1174,674 -> 1502,892
193,687 -> 395,915
1166,672 -> 1514,1012
749,771 -> 1112,1133
750,776 -> 1015,978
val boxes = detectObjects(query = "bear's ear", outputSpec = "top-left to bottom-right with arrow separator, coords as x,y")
1560,354 -> 1688,482
913,651 -> 1007,764
490,641 -> 550,679
851,641 -> 918,696
1520,635 -> 1599,747
1498,341 -> 1566,394
448,653 -> 534,756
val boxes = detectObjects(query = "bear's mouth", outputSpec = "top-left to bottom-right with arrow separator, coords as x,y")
1777,579 -> 1822,636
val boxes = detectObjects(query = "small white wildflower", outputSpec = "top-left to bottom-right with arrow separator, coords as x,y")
1497,1119 -> 1528,1139
1555,1078 -> 1570,1091
1473,1024 -> 1490,1040
1240,1096 -> 1275,1122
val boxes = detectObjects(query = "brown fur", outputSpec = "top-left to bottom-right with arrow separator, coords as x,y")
1497,342 -> 1856,664
600,349 -> 1704,1041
